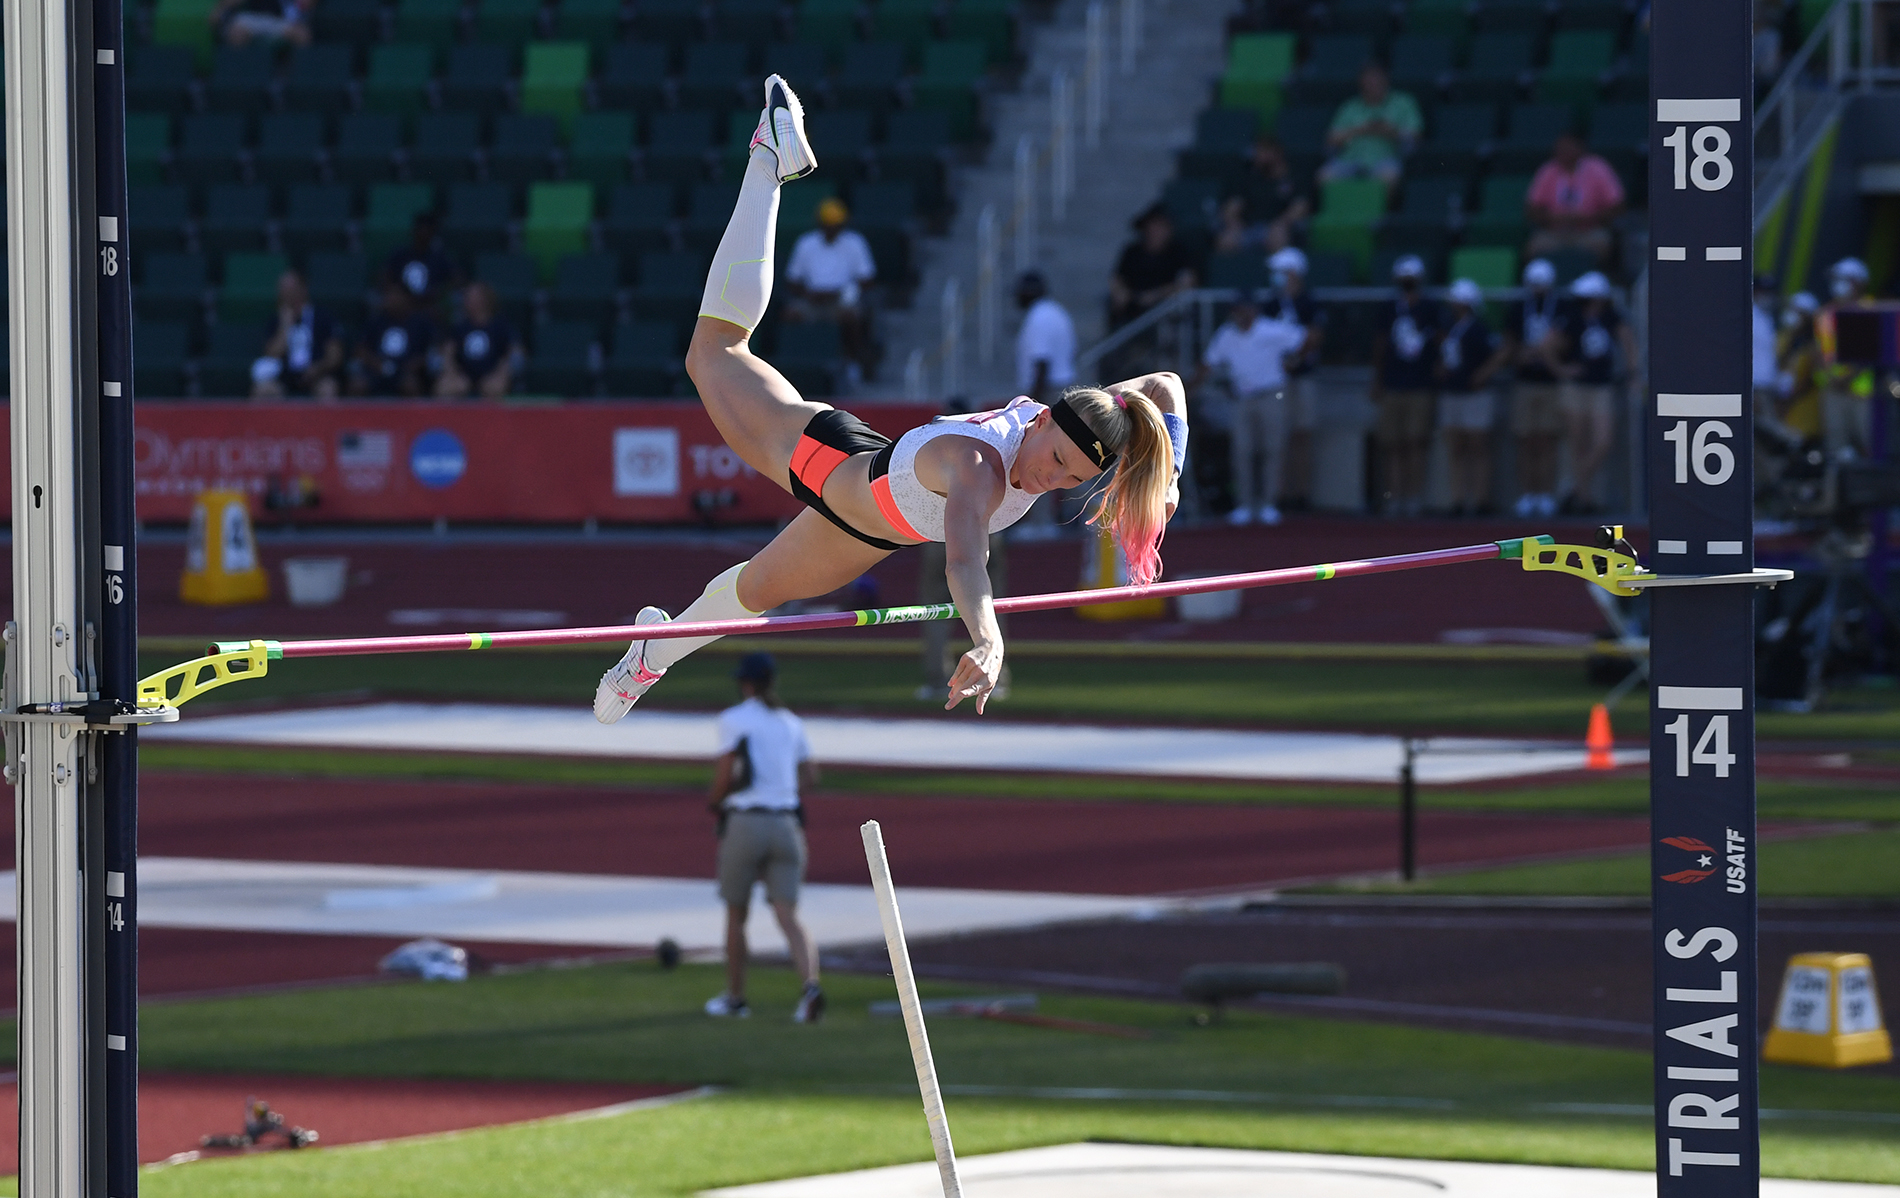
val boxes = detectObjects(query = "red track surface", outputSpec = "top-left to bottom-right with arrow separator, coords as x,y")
0,1074 -> 687,1170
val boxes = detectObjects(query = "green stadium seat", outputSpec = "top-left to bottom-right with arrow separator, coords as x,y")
567,113 -> 637,190
597,42 -> 671,111
914,40 -> 988,139
443,183 -> 515,257
253,113 -> 327,186
548,254 -> 622,327
644,110 -> 717,185
679,41 -> 751,111
203,46 -> 275,113
283,45 -> 355,114
1308,177 -> 1386,272
683,181 -> 742,252
1220,31 -> 1296,120
807,110 -> 873,182
135,251 -> 209,323
126,113 -> 173,186
877,109 -> 949,212
796,0 -> 862,57
197,322 -> 264,398
474,252 -> 538,328
363,43 -> 437,116
1449,244 -> 1517,288
604,320 -> 682,397
603,182 -> 678,255
716,0 -> 786,46
151,0 -> 217,61
522,42 -> 591,128
1387,173 -> 1467,228
130,184 -> 191,254
1472,0 -> 1546,36
777,180 -> 839,236
282,184 -> 355,257
837,42 -> 907,112
133,320 -> 192,398
1305,34 -> 1374,81
172,114 -> 247,187
1413,101 -> 1497,177
1273,104 -> 1333,155
555,0 -> 624,40
409,112 -> 481,185
489,115 -> 560,184
773,321 -> 843,396
873,0 -> 938,60
200,185 -> 272,256
523,321 -> 599,396
125,47 -> 197,116
1389,33 -> 1455,95
763,42 -> 830,88
945,0 -> 1017,65
1327,0 -> 1395,39
1403,0 -> 1471,37
629,250 -> 705,318
476,0 -> 543,42
305,251 -> 371,326
1545,29 -> 1616,77
443,44 -> 516,116
332,113 -> 405,184
633,0 -> 704,43
312,0 -> 388,47
1495,103 -> 1574,172
1462,173 -> 1531,247
363,183 -> 438,259
1556,0 -> 1629,34
395,0 -> 464,49
1449,32 -> 1531,103
524,182 -> 594,278
849,179 -> 915,229
219,252 -> 289,323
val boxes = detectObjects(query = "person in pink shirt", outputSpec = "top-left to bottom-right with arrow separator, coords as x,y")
1523,133 -> 1626,265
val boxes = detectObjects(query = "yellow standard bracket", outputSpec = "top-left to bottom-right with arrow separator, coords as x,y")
1520,541 -> 1649,597
137,639 -> 280,709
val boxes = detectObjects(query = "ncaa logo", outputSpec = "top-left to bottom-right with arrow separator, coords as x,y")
410,428 -> 468,489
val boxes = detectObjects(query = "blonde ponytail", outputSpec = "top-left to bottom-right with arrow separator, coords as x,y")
1057,385 -> 1172,585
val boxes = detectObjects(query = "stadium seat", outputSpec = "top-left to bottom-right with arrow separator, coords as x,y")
442,44 -> 516,117
1388,33 -> 1455,96
197,322 -> 263,398
490,115 -> 561,185
203,46 -> 275,112
1556,0 -> 1628,32
1273,104 -> 1333,157
1161,176 -> 1223,233
126,113 -> 173,186
878,110 -> 950,213
1472,0 -> 1547,36
603,182 -> 680,255
914,41 -> 989,139
1449,32 -> 1532,104
363,43 -> 437,116
548,254 -> 623,328
778,181 -> 839,236
1462,173 -> 1531,246
1307,177 -> 1386,273
151,0 -> 218,60
1304,249 -> 1355,287
1387,174 -> 1468,229
524,182 -> 594,278
331,113 -> 405,185
763,43 -> 831,90
135,251 -> 209,323
1304,34 -> 1374,82
253,113 -> 328,186
644,110 -> 718,185
633,0 -> 704,43
282,184 -> 355,257
946,0 -> 1018,65
283,44 -> 355,115
395,0 -> 463,49
604,320 -> 682,396
1544,30 -> 1616,79
874,0 -> 938,58
306,251 -> 371,326
682,181 -> 742,252
773,321 -> 843,396
679,41 -> 752,111
1449,244 -> 1517,288
863,227 -> 911,287
597,43 -> 672,111
807,110 -> 874,182
555,0 -> 624,40
1205,250 -> 1270,290
837,43 -> 907,112
133,320 -> 192,398
1495,103 -> 1574,172
1403,0 -> 1471,37
1222,31 -> 1297,118
568,113 -> 638,190
200,185 -> 272,256
363,183 -> 438,259
475,252 -> 539,327
522,42 -> 591,127
1412,102 -> 1497,177
129,184 -> 191,254
716,0 -> 786,47
1328,0 -> 1395,38
312,0 -> 387,48
849,179 -> 916,229
219,252 -> 288,323
125,46 -> 198,116
523,321 -> 599,396
629,250 -> 706,318
171,113 -> 247,187
1588,102 -> 1647,153
443,183 -> 515,257
796,0 -> 862,57
1372,225 -> 1450,278
409,112 -> 482,185
476,0 -> 542,42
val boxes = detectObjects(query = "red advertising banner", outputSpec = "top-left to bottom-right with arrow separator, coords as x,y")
0,401 -> 942,524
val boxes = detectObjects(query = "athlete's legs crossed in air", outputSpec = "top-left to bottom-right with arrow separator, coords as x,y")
595,77 -> 892,723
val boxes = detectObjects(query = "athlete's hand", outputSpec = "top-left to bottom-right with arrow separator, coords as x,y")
946,641 -> 1005,714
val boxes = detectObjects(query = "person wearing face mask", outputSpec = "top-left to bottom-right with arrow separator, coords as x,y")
1260,247 -> 1326,511
1370,255 -> 1439,516
1820,257 -> 1875,459
1552,272 -> 1637,515
1434,279 -> 1501,516
1502,259 -> 1564,518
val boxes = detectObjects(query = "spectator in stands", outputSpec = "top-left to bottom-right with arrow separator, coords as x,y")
1109,203 -> 1199,329
1261,247 -> 1325,511
212,0 -> 313,46
785,197 -> 878,377
1435,279 -> 1502,516
435,283 -> 517,400
1820,257 -> 1874,458
1503,259 -> 1565,518
386,213 -> 459,318
1198,289 -> 1307,525
1012,271 -> 1077,536
351,282 -> 437,398
1370,255 -> 1438,516
1319,63 -> 1421,190
1523,133 -> 1626,267
1552,271 -> 1637,514
1215,137 -> 1312,254
251,270 -> 344,400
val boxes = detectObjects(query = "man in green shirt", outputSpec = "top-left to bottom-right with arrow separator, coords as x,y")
1320,63 -> 1421,189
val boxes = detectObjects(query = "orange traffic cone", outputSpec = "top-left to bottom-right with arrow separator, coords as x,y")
1585,703 -> 1615,770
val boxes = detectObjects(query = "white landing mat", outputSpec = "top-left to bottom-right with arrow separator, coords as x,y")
0,858 -> 1148,954
703,1142 -> 1900,1197
145,702 -> 1636,784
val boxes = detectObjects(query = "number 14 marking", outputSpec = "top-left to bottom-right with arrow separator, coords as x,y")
1665,714 -> 1736,777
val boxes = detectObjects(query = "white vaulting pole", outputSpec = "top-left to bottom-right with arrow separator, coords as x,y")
861,820 -> 962,1198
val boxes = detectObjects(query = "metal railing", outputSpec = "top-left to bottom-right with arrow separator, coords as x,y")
1754,0 -> 1900,223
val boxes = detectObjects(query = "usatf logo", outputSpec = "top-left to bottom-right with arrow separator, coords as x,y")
1659,836 -> 1718,884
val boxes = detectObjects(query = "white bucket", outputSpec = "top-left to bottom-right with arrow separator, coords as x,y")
1176,574 -> 1242,622
282,556 -> 349,607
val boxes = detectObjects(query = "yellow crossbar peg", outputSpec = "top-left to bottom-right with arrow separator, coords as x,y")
136,639 -> 274,709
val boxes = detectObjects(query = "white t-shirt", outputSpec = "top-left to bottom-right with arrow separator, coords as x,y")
1015,297 -> 1077,395
786,229 -> 877,307
1203,317 -> 1306,394
716,696 -> 812,811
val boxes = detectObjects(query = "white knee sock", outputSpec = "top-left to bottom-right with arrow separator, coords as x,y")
648,561 -> 762,672
698,149 -> 782,333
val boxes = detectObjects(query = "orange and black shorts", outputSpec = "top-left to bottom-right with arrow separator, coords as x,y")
787,409 -> 910,551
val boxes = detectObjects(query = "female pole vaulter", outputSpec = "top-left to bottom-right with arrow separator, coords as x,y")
595,76 -> 1189,720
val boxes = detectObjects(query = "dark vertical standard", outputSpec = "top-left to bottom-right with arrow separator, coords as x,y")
1646,0 -> 1759,1193
90,0 -> 141,1190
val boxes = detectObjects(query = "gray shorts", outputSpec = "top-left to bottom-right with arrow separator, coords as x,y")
717,810 -> 807,907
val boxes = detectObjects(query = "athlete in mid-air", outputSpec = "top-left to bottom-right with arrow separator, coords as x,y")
594,76 -> 1189,720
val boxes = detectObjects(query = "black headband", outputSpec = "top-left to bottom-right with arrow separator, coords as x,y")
1051,399 -> 1118,472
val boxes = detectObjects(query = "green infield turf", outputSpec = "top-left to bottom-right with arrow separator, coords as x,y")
134,648 -> 1900,741
1327,826 -> 1900,897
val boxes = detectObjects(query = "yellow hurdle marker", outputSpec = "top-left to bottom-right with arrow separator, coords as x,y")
1762,952 -> 1893,1069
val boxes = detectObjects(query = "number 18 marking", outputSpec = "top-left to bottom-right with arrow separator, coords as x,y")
1662,125 -> 1734,191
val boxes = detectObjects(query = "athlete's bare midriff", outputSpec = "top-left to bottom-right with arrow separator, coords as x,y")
818,452 -> 925,546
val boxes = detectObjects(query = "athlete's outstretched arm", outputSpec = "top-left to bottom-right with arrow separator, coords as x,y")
938,442 -> 1008,713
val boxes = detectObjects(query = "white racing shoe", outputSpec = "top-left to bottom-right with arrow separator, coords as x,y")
593,606 -> 670,724
750,74 -> 817,182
